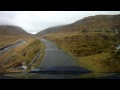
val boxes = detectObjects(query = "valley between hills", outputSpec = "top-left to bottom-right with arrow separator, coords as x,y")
1,14 -> 120,73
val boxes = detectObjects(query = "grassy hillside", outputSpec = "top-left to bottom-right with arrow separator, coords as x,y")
38,14 -> 120,73
43,31 -> 120,72
0,38 -> 45,73
0,25 -> 31,36
0,25 -> 32,50
0,25 -> 44,73
36,15 -> 120,36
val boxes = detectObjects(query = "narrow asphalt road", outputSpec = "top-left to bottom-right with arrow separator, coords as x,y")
33,38 -> 91,73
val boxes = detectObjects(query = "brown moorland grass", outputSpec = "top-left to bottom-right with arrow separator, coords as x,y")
0,38 -> 44,73
42,31 -> 120,72
0,34 -> 32,50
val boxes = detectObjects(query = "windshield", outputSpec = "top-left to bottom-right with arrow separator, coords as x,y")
0,11 -> 120,79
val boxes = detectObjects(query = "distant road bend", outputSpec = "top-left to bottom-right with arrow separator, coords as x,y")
32,38 -> 91,73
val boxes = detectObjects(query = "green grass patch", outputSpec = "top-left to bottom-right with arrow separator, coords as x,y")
76,53 -> 111,72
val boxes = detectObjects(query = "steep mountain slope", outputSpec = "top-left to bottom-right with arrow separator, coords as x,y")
36,15 -> 120,36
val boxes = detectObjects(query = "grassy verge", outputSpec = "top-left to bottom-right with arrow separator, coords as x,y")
28,41 -> 45,71
0,38 -> 45,73
77,52 -> 120,72
76,53 -> 111,72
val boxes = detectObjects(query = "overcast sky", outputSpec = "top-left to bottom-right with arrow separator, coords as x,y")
0,11 -> 120,34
